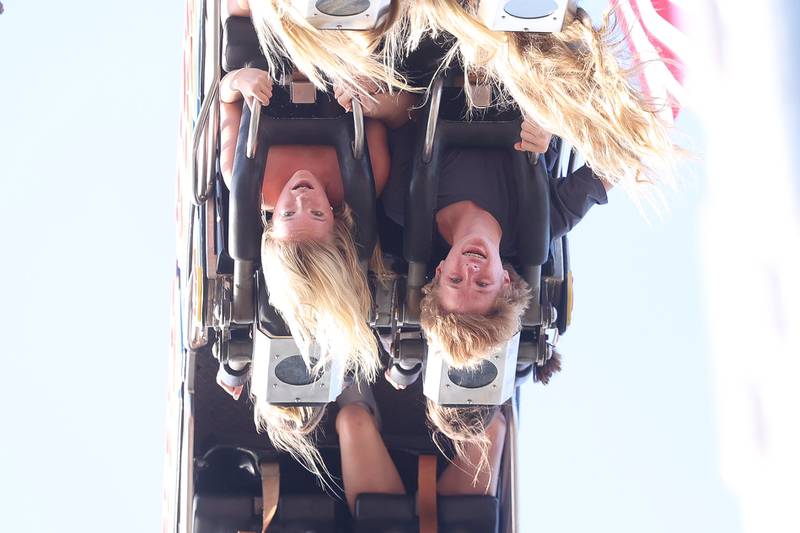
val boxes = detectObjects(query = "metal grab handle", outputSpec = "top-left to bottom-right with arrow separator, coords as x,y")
352,98 -> 365,159
190,78 -> 219,205
422,76 -> 444,164
246,99 -> 262,159
188,0 -> 221,207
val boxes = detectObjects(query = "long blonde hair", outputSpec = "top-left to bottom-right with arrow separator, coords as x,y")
260,204 -> 380,381
397,1 -> 679,194
252,204 -> 378,483
427,401 -> 498,489
249,367 -> 330,481
249,0 -> 412,96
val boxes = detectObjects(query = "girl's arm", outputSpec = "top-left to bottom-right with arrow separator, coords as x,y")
219,68 -> 273,188
334,84 -> 419,130
220,68 -> 272,105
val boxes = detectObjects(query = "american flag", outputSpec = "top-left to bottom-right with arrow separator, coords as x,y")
612,0 -> 688,122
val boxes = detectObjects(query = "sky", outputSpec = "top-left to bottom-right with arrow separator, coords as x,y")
0,1 -> 181,531
0,1 -> 746,532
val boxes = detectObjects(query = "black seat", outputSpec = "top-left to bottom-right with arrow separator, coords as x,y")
352,494 -> 500,533
354,494 -> 417,533
439,496 -> 500,533
194,494 -> 337,533
193,447 -> 341,533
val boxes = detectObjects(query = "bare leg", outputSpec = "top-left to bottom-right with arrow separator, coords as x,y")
336,404 -> 405,513
225,0 -> 250,18
437,411 -> 507,496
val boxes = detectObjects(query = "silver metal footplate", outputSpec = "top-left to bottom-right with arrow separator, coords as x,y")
477,0 -> 573,33
423,332 -> 520,406
292,0 -> 392,30
257,328 -> 346,405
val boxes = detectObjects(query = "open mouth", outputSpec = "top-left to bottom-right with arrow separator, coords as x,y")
462,246 -> 487,260
291,179 -> 314,191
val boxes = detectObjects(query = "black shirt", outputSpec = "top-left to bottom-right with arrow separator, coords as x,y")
379,122 -> 608,261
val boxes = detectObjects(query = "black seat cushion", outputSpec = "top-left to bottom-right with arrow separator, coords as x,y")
354,494 -> 417,533
194,494 -> 338,533
194,494 -> 259,533
439,495 -> 500,533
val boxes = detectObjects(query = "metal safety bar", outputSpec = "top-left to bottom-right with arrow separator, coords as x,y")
352,98 -> 365,159
190,79 -> 219,205
246,92 -> 365,160
246,100 -> 261,159
422,77 -> 444,164
188,0 -> 221,206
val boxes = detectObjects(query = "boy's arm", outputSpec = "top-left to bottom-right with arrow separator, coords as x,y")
515,118 -> 610,239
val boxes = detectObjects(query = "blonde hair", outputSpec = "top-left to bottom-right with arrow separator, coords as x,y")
420,265 -> 530,368
249,355 -> 335,487
249,0 -> 412,96
426,401 -> 499,489
397,1 -> 679,195
260,204 -> 380,381
251,397 -> 329,479
251,204 -> 378,483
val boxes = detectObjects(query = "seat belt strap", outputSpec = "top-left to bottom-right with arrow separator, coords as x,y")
260,462 -> 280,533
418,455 -> 438,533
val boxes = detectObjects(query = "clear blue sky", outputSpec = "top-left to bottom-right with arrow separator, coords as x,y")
0,1 -> 741,532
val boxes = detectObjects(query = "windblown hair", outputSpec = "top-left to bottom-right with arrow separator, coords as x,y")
398,0 -> 679,194
420,265 -> 530,368
253,203 -> 377,484
260,204 -> 380,382
427,401 -> 503,489
250,352 -> 332,483
249,0 -> 412,96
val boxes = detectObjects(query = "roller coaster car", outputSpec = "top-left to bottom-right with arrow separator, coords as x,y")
176,8 -> 575,533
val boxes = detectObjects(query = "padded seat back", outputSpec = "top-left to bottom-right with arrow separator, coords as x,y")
354,494 -> 417,533
194,494 -> 337,533
193,448 -> 339,533
194,494 -> 259,533
439,495 -> 500,533
353,494 -> 500,533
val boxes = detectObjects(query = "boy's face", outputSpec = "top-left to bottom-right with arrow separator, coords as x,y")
434,235 -> 510,314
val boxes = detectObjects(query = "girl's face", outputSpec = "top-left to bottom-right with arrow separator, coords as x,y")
434,235 -> 510,314
271,170 -> 334,241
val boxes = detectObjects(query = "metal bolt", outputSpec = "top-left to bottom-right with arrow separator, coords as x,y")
467,399 -> 473,404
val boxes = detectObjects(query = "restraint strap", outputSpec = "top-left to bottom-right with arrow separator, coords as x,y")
418,455 -> 438,533
260,462 -> 280,532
